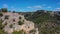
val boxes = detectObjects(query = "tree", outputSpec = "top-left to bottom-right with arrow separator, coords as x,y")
19,16 -> 22,19
0,19 -> 3,29
0,13 -> 3,17
1,8 -> 8,12
13,11 -> 15,13
18,21 -> 24,25
10,24 -> 13,28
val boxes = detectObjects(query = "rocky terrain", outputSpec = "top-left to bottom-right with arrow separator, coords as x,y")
0,8 -> 39,34
0,8 -> 60,34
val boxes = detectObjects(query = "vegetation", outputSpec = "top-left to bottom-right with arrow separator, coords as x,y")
0,19 -> 3,30
0,8 -> 60,34
12,30 -> 26,34
29,29 -> 36,34
10,24 -> 13,28
25,10 -> 57,24
0,13 -> 3,17
1,8 -> 8,12
24,10 -> 60,34
18,21 -> 24,25
0,19 -> 3,34
13,11 -> 16,13
5,15 -> 9,19
0,19 -> 8,34
19,16 -> 22,19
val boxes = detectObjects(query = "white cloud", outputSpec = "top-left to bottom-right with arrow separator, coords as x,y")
27,6 -> 32,8
47,6 -> 51,8
3,4 -> 8,8
27,5 -> 42,9
56,8 -> 60,9
54,8 -> 60,11
11,6 -> 14,8
33,5 -> 42,8
57,3 -> 60,4
11,6 -> 16,11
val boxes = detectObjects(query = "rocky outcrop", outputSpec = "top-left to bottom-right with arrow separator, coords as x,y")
0,12 -> 39,34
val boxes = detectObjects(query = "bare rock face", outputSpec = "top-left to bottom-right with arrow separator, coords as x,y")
0,12 -> 39,34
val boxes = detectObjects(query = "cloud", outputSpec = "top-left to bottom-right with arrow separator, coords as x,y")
11,6 -> 14,9
47,6 -> 51,8
11,6 -> 16,11
27,6 -> 32,8
57,3 -> 60,4
3,4 -> 8,8
56,8 -> 60,9
54,8 -> 60,11
33,5 -> 42,8
27,5 -> 42,9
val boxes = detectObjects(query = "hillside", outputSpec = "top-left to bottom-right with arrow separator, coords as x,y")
0,8 -> 60,34
0,8 -> 39,34
24,10 -> 60,34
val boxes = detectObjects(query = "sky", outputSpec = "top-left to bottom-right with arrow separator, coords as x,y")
0,0 -> 60,12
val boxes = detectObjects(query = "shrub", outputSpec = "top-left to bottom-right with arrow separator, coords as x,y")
29,29 -> 36,34
19,16 -> 21,19
12,30 -> 26,34
10,24 -> 13,28
0,13 -> 3,17
18,21 -> 24,25
5,15 -> 9,19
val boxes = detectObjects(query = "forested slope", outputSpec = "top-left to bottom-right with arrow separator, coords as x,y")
24,10 -> 60,34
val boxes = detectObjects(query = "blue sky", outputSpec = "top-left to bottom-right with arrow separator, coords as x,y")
0,0 -> 60,12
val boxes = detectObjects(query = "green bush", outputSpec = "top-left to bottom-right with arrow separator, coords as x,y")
10,24 -> 13,28
18,21 -> 24,25
12,30 -> 26,34
19,16 -> 21,19
5,15 -> 9,19
0,13 -> 3,17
